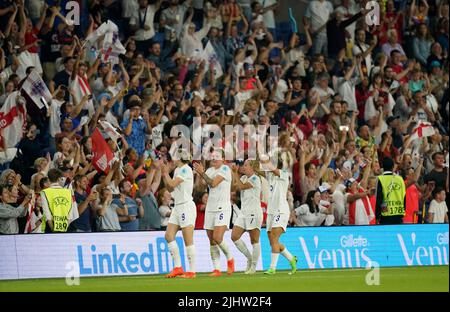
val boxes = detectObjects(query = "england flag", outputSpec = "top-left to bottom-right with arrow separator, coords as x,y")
0,92 -> 27,150
22,70 -> 52,109
410,121 -> 436,141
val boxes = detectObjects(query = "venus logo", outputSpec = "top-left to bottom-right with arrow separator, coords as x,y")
397,233 -> 449,266
299,236 -> 372,269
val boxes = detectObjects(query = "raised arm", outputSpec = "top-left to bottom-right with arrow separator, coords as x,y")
316,145 -> 336,181
232,168 -> 254,191
193,162 -> 225,188
35,3 -> 49,32
161,163 -> 184,192
373,106 -> 384,138
3,5 -> 18,38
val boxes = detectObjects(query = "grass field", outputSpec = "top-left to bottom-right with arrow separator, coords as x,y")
0,266 -> 447,292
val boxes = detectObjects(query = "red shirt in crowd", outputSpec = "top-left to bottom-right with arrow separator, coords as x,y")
25,27 -> 39,53
195,204 -> 205,229
404,180 -> 419,224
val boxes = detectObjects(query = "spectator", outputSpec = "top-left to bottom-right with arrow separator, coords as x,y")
161,0 -> 191,37
412,23 -> 434,66
137,161 -> 162,230
402,158 -> 424,224
304,0 -> 334,56
112,179 -> 144,231
0,184 -> 33,234
427,187 -> 448,223
181,8 -> 212,60
326,7 -> 363,59
96,186 -> 126,232
294,189 -> 334,226
69,174 -> 98,233
424,151 -> 448,190
382,29 -> 407,59
346,172 -> 375,226
129,0 -> 162,56
121,100 -> 153,156
194,191 -> 207,230
158,187 -> 172,230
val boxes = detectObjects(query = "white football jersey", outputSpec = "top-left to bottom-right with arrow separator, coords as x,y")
171,164 -> 194,205
267,169 -> 290,215
240,174 -> 262,215
205,165 -> 232,212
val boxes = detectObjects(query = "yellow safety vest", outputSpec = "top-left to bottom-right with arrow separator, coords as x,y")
42,188 -> 72,232
378,174 -> 406,217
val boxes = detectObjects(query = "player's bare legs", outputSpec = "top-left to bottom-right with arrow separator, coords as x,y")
180,225 -> 196,278
165,223 -> 184,278
265,228 -> 297,274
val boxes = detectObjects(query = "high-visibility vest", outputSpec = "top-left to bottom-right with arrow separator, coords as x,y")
42,188 -> 72,232
378,174 -> 406,217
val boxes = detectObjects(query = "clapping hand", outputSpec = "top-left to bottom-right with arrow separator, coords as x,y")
193,162 -> 205,174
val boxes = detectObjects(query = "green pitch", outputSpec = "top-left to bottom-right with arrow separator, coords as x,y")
0,266 -> 448,292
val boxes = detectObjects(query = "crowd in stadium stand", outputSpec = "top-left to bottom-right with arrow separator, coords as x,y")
0,0 -> 448,234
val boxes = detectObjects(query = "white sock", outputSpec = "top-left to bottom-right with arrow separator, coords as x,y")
168,241 -> 181,268
270,253 -> 279,270
218,241 -> 233,261
252,243 -> 261,267
233,239 -> 252,260
281,247 -> 294,262
186,245 -> 196,273
210,245 -> 221,270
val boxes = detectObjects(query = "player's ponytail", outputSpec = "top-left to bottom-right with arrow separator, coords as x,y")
248,159 -> 264,178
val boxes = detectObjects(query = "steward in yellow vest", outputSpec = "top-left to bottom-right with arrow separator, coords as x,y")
40,169 -> 78,232
375,157 -> 406,225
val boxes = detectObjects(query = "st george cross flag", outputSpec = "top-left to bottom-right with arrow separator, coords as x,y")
0,91 -> 27,150
410,121 -> 435,141
85,20 -> 126,65
201,41 -> 223,80
91,128 -> 114,174
22,70 -> 52,109
69,74 -> 95,117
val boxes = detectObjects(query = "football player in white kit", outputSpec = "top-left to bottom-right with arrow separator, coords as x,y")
261,155 -> 298,275
231,160 -> 263,274
161,150 -> 197,279
193,151 -> 235,276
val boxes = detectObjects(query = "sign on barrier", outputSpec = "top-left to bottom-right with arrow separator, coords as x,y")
0,225 -> 448,280
260,225 -> 449,270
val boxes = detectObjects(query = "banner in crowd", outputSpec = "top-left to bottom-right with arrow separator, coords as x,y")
0,231 -> 259,280
22,70 -> 52,109
85,20 -> 126,65
91,128 -> 114,173
0,225 -> 447,280
201,41 -> 223,80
